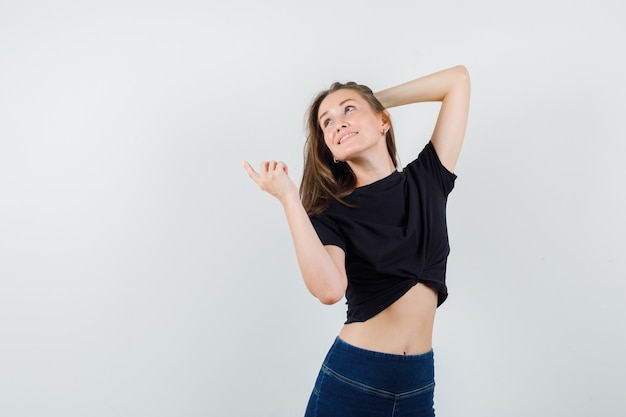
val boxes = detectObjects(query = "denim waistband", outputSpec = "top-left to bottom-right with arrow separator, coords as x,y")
322,337 -> 435,394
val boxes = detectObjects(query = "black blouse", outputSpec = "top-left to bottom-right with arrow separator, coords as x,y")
310,141 -> 457,323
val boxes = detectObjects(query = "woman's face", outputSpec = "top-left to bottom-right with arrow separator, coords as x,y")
318,89 -> 388,163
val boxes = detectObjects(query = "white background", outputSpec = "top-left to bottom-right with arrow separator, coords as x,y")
1,1 -> 625,416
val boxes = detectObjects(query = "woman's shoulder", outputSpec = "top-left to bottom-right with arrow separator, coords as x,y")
403,141 -> 457,195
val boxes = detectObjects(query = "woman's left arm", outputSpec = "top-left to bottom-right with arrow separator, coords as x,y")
375,65 -> 470,172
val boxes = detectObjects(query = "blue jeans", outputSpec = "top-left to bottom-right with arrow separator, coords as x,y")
304,337 -> 436,417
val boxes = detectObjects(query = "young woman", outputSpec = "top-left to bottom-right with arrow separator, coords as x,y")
242,65 -> 470,417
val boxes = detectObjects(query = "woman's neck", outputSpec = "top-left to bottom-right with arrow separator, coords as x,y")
348,154 -> 396,188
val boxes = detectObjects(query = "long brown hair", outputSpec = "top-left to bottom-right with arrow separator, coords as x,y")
300,82 -> 398,215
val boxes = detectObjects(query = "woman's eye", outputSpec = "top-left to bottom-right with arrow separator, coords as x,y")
323,119 -> 332,128
345,106 -> 355,114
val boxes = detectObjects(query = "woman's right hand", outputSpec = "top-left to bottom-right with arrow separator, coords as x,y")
242,160 -> 299,204
242,160 -> 347,305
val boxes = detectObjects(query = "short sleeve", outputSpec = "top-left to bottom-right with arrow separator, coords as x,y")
405,141 -> 457,196
309,212 -> 346,250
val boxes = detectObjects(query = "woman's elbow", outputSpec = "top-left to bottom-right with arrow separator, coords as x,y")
305,268 -> 347,305
453,64 -> 469,78
316,282 -> 346,305
318,291 -> 344,305
454,65 -> 470,87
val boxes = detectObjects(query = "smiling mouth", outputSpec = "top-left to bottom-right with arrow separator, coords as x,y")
338,132 -> 357,144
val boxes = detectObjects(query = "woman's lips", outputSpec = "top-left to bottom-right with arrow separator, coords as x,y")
338,132 -> 357,144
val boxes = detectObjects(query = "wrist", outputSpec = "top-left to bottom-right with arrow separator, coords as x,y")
280,189 -> 302,210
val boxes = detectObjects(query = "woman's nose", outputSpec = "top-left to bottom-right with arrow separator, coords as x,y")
336,122 -> 347,132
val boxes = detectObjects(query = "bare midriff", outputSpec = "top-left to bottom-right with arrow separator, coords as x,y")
338,283 -> 438,355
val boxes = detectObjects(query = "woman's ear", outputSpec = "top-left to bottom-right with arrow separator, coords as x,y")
381,110 -> 391,130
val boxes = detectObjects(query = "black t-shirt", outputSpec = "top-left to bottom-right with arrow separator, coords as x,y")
310,141 -> 457,323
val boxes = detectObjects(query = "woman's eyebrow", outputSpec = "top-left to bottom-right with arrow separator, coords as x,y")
318,99 -> 356,123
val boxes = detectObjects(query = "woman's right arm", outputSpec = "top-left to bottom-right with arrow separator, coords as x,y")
242,160 -> 347,305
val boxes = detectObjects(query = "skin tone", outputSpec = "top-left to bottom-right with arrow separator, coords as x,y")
240,158 -> 348,306
243,65 -> 470,354
317,90 -> 394,187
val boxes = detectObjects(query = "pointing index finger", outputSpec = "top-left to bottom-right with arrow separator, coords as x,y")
241,160 -> 260,183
